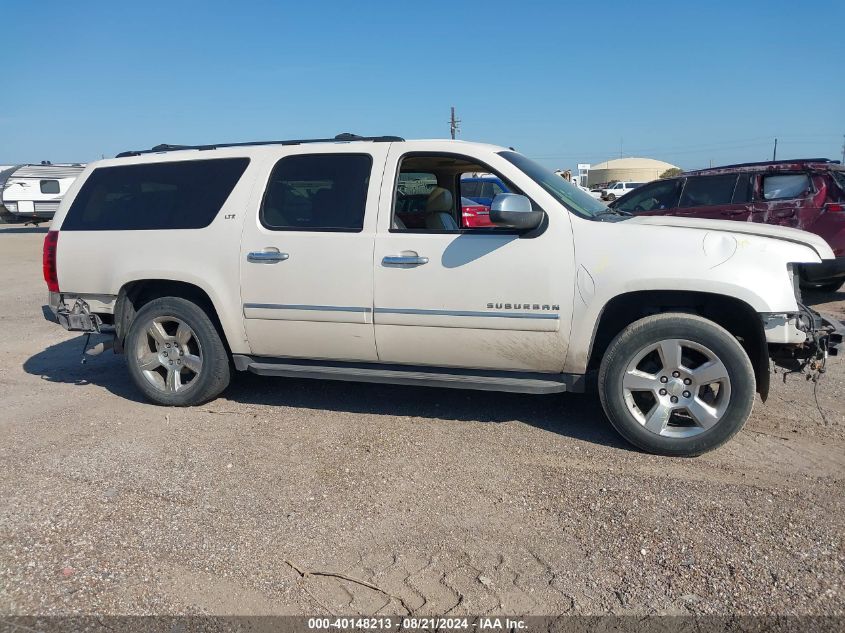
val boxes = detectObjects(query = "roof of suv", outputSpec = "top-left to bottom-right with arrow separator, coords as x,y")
113,134 -> 511,164
116,133 -> 405,157
685,158 -> 842,177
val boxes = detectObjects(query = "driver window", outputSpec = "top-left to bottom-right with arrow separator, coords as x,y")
392,155 -> 519,232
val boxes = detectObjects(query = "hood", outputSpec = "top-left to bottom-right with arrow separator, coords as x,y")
626,215 -> 834,260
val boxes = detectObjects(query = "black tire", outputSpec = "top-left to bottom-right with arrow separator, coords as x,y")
605,193 -> 616,202
804,280 -> 843,293
598,313 -> 755,456
0,207 -> 24,224
125,297 -> 230,406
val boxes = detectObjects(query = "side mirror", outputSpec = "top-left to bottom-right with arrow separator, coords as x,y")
489,193 -> 544,230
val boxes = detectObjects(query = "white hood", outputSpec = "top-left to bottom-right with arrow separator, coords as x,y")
627,215 -> 834,260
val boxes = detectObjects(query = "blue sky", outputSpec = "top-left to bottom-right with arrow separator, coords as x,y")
2,0 -> 843,171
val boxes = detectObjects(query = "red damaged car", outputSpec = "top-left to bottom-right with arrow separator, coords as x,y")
609,158 -> 845,290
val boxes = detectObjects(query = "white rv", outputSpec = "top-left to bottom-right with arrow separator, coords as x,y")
0,163 -> 86,223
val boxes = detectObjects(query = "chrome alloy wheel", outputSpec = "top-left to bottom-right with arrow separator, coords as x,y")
621,338 -> 731,438
134,316 -> 203,393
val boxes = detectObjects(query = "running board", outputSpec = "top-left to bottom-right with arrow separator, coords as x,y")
232,355 -> 584,394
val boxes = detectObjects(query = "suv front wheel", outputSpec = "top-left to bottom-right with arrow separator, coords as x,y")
598,313 -> 755,456
125,297 -> 231,406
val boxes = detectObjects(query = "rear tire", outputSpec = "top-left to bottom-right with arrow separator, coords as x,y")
605,193 -> 616,202
598,313 -> 755,456
125,297 -> 230,406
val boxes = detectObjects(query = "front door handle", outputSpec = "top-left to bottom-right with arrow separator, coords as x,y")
247,249 -> 289,263
382,254 -> 429,267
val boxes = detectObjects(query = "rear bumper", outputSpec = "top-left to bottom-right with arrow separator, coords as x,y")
43,293 -> 101,332
799,257 -> 845,284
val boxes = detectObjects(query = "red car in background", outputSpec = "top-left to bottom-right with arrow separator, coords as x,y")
460,196 -> 492,228
609,158 -> 845,291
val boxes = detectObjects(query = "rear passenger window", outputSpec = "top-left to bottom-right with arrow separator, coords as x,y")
762,174 -> 810,200
63,158 -> 249,231
732,174 -> 752,203
679,175 -> 738,208
262,154 -> 371,231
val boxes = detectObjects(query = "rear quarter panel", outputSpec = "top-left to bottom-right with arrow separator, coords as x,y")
52,152 -> 263,354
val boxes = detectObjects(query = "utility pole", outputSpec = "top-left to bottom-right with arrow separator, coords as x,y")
772,138 -> 778,161
449,106 -> 461,140
841,134 -> 844,164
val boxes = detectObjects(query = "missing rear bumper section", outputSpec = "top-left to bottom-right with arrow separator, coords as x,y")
43,295 -> 102,333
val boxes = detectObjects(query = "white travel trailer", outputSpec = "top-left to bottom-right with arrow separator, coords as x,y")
0,163 -> 86,223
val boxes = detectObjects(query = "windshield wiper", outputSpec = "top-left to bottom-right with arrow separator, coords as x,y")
595,207 -> 632,218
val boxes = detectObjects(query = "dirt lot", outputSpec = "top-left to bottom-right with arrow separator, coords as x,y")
0,224 -> 843,617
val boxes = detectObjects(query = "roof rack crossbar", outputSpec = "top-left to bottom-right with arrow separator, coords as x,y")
687,158 -> 839,173
116,133 -> 404,158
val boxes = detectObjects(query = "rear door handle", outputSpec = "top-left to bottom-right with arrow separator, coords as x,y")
382,254 -> 429,267
247,249 -> 289,263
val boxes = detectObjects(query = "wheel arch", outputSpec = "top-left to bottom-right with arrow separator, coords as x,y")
586,290 -> 770,400
114,279 -> 233,354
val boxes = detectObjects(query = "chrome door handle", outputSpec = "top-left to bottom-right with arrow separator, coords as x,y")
247,250 -> 289,263
382,255 -> 429,267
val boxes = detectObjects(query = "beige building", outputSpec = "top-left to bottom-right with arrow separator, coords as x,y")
586,157 -> 679,187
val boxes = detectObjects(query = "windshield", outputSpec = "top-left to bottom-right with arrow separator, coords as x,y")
498,151 -> 608,218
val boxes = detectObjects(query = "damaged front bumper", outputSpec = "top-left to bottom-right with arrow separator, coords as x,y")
765,307 -> 844,373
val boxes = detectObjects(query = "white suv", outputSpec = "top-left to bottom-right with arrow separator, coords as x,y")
600,181 -> 645,201
42,133 -> 842,456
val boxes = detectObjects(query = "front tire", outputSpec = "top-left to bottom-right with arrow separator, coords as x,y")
125,297 -> 230,406
598,313 -> 755,456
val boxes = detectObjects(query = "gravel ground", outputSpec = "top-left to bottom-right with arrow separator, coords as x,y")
0,225 -> 843,617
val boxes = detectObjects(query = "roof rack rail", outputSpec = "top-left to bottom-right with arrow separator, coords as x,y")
116,132 -> 405,158
690,157 -> 839,172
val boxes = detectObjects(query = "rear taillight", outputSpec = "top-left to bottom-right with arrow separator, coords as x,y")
825,203 -> 845,213
43,230 -> 59,292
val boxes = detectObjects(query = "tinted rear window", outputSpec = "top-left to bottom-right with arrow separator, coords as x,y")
261,154 -> 371,231
732,173 -> 752,203
62,158 -> 249,231
679,174 -> 738,207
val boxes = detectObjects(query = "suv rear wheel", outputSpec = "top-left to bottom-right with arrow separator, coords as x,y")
598,313 -> 755,456
125,297 -> 230,406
